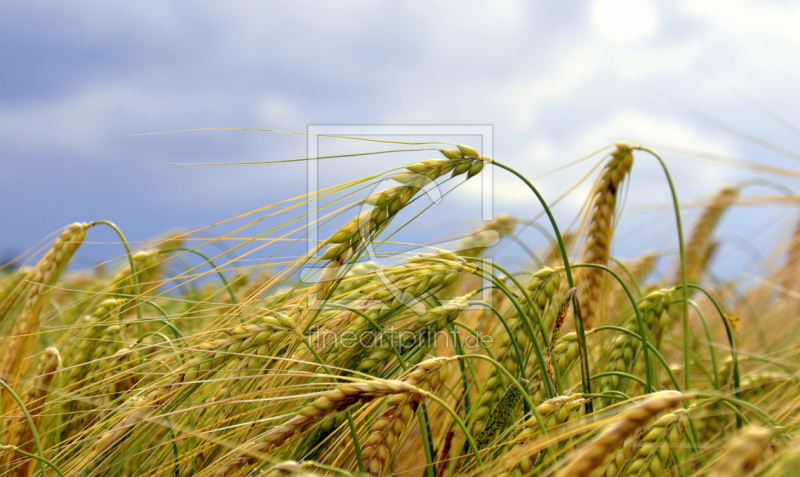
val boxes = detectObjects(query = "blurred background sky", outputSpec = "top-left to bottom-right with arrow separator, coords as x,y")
2,1 -> 800,278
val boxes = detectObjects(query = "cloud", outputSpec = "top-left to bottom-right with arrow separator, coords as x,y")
502,47 -> 603,130
678,0 -> 800,78
590,0 -> 660,44
2,0 -> 799,262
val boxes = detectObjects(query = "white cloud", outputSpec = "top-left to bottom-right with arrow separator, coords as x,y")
255,94 -> 304,126
503,48 -> 603,130
590,0 -> 660,44
0,86 -> 169,159
678,0 -> 800,76
613,41 -> 697,79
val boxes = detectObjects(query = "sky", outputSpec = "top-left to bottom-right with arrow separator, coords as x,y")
2,0 -> 800,278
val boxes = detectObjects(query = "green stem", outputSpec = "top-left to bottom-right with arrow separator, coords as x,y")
571,263 -> 653,392
301,338 -> 366,473
447,322 -> 472,415
92,221 -> 143,335
591,371 -> 649,390
695,394 -> 779,427
456,354 -> 556,463
345,413 -> 366,474
684,284 -> 741,428
423,392 -> 485,470
687,300 -> 720,391
632,147 -> 690,390
608,257 -> 643,297
417,404 -> 436,477
470,259 -> 550,342
570,291 -> 594,415
160,247 -> 238,305
491,161 -> 574,288
475,271 -> 555,398
0,445 -> 65,477
467,301 -> 527,381
140,300 -> 183,339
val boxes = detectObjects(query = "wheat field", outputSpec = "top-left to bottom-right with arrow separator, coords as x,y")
1,138 -> 798,477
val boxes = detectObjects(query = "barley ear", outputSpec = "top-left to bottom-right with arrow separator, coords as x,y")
779,212 -> 800,291
578,143 -> 634,329
554,391 -> 685,477
2,223 -> 89,386
680,186 -> 738,284
0,346 -> 61,474
708,426 -> 776,477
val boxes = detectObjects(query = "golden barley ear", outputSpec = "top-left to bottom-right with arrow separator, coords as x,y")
361,357 -> 455,476
1,223 -> 90,388
211,378 -> 425,476
708,426 -> 777,477
679,186 -> 739,284
578,143 -> 634,329
0,346 -> 60,475
778,212 -> 800,292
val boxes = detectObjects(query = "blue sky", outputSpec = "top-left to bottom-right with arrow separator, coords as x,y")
2,1 -> 799,277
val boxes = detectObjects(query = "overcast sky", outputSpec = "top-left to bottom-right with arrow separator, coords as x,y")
2,1 -> 799,277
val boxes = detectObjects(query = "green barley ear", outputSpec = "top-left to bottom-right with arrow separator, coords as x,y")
578,142 -> 634,329
332,260 -> 380,295
597,288 -> 676,405
474,378 -> 528,451
500,393 -> 589,476
315,147 -> 489,294
555,391 -> 686,477
355,298 -> 469,375
621,408 -> 689,476
0,267 -> 31,315
63,298 -> 125,384
552,330 -> 594,377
